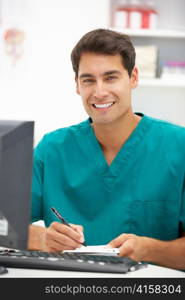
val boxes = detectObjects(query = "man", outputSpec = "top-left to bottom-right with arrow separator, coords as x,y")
29,29 -> 185,270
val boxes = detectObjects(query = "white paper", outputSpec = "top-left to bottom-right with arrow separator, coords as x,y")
63,245 -> 119,256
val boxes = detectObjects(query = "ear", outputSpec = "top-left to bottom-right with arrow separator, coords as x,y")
75,76 -> 80,95
130,66 -> 138,89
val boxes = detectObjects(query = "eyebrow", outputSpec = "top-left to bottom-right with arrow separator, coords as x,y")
79,70 -> 121,79
103,70 -> 121,76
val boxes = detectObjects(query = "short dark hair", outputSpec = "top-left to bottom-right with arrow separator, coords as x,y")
71,28 -> 136,77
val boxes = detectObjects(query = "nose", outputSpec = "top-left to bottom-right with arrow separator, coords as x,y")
92,81 -> 109,99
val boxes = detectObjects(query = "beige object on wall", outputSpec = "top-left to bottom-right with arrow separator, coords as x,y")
135,45 -> 158,78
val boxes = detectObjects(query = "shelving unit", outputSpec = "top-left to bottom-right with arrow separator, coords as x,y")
110,26 -> 185,87
139,78 -> 185,88
109,0 -> 185,126
110,0 -> 185,86
110,28 -> 185,39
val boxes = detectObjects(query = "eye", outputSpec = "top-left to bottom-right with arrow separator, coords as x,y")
82,78 -> 95,84
106,76 -> 118,81
83,79 -> 94,82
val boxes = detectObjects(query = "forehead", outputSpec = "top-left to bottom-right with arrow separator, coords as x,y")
78,52 -> 125,76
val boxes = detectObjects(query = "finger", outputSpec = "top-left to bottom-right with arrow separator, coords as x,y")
70,224 -> 84,242
46,238 -> 76,252
70,224 -> 84,236
48,247 -> 59,253
47,243 -> 76,253
108,234 -> 135,248
51,229 -> 83,248
118,239 -> 135,257
51,222 -> 84,245
70,226 -> 85,244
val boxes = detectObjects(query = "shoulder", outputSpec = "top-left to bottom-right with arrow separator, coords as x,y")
146,115 -> 185,139
34,119 -> 89,156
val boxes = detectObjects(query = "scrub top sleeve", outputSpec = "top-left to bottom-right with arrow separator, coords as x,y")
31,137 -> 45,223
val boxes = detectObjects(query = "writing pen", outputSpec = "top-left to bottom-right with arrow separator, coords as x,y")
50,207 -> 86,246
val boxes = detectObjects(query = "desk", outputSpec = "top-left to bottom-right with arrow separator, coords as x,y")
1,264 -> 185,278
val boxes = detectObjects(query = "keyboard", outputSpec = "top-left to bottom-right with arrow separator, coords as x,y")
0,249 -> 147,274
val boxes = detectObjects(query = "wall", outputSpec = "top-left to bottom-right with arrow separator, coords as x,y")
0,0 -> 110,145
133,87 -> 185,126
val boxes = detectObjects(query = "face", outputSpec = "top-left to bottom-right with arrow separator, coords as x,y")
76,52 -> 138,126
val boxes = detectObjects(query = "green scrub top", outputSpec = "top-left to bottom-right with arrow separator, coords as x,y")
31,113 -> 185,245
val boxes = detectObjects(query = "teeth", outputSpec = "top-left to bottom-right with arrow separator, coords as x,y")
94,102 -> 113,108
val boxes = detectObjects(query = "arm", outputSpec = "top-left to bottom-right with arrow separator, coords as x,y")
28,223 -> 84,252
108,233 -> 185,270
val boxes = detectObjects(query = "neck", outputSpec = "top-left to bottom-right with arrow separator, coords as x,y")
92,112 -> 141,153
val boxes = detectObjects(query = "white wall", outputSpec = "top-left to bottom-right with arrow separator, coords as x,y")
0,0 -> 110,145
132,86 -> 185,126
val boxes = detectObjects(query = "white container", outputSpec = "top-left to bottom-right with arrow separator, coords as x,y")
115,7 -> 128,28
128,0 -> 143,29
141,0 -> 158,29
114,0 -> 129,28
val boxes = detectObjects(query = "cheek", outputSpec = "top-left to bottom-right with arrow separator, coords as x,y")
116,87 -> 132,105
81,94 -> 91,109
111,81 -> 128,93
113,86 -> 128,99
80,88 -> 92,102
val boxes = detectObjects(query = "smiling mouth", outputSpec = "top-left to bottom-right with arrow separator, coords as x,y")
92,102 -> 115,109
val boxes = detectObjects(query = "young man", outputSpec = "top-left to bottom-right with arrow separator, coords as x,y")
29,29 -> 185,270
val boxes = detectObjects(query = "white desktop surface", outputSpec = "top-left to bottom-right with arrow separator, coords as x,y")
1,264 -> 185,278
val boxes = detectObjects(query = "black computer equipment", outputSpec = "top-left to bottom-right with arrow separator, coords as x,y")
0,120 -> 34,250
0,249 -> 147,273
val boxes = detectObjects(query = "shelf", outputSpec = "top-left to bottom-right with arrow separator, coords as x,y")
138,78 -> 185,87
110,27 -> 185,39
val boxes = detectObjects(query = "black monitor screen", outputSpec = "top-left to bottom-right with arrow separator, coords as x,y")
0,120 -> 34,250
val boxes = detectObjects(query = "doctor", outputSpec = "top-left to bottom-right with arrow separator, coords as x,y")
29,28 -> 185,270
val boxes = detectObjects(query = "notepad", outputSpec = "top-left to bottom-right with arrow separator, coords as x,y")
63,245 -> 119,256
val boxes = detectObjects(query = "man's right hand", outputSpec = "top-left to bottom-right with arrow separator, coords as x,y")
28,223 -> 84,252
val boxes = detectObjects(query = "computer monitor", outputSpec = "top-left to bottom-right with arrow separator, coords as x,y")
0,120 -> 34,250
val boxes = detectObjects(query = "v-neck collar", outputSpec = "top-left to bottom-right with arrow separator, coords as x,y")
79,113 -> 152,191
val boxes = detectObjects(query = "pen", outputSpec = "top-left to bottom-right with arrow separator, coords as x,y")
50,207 -> 86,246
